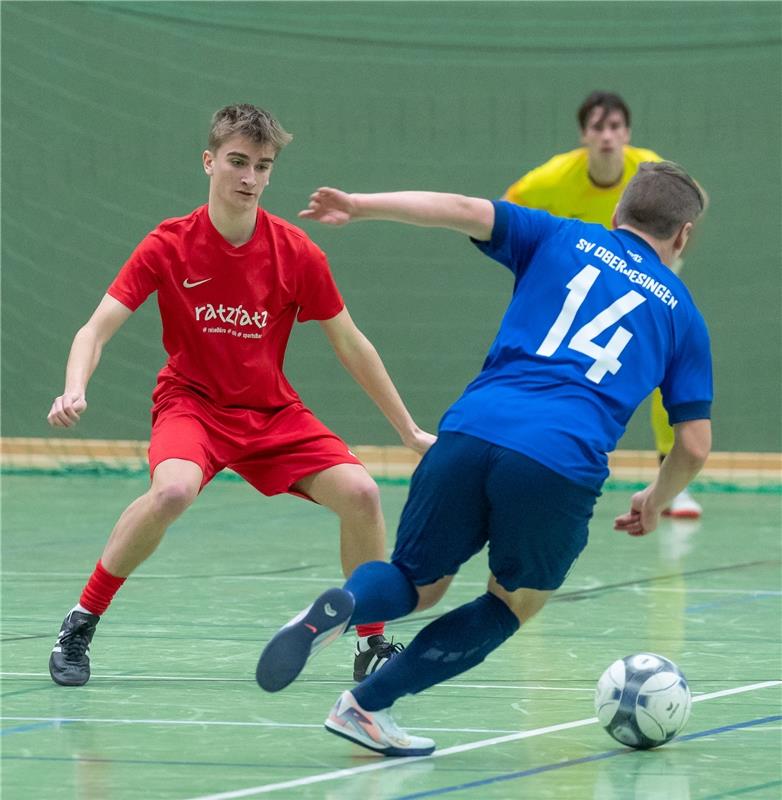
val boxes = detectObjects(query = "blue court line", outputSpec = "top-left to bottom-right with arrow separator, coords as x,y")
701,779 -> 782,799
0,754 -> 319,770
1,720 -> 74,736
391,715 -> 782,800
686,592 -> 781,613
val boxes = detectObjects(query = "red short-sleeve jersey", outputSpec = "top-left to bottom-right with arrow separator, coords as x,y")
108,205 -> 344,410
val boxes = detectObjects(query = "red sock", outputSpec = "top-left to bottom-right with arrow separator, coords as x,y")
355,622 -> 385,639
79,560 -> 126,616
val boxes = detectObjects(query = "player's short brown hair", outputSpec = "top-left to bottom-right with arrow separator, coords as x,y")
208,104 -> 293,154
577,91 -> 631,130
615,161 -> 705,239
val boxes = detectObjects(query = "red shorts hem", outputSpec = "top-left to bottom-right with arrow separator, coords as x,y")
148,390 -> 364,496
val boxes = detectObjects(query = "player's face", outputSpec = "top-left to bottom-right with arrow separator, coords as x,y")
581,108 -> 630,158
203,135 -> 277,213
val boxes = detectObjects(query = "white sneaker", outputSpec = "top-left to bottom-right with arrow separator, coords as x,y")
662,489 -> 703,519
324,690 -> 435,757
256,588 -> 354,693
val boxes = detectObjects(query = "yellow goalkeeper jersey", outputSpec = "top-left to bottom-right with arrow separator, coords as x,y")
503,146 -> 664,228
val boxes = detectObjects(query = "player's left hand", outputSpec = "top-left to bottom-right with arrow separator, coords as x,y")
403,428 -> 437,456
298,187 -> 354,226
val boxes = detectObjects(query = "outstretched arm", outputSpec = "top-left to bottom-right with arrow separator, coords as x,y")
299,187 -> 495,241
47,294 -> 132,427
614,418 -> 711,536
319,307 -> 436,456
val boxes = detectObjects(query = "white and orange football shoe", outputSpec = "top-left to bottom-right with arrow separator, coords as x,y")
325,690 -> 435,757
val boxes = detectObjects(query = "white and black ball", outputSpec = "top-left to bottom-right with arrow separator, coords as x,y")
595,653 -> 692,749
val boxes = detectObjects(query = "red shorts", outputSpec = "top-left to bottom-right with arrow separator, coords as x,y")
148,385 -> 363,496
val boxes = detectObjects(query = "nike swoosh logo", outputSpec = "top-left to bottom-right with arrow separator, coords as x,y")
183,277 -> 212,289
324,603 -> 338,618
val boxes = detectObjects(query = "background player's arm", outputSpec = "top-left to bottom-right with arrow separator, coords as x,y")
614,418 -> 711,536
319,307 -> 435,455
300,187 -> 495,241
47,294 -> 132,428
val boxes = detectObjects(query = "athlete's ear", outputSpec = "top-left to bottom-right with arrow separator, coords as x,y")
203,150 -> 214,176
673,222 -> 693,256
610,207 -> 619,229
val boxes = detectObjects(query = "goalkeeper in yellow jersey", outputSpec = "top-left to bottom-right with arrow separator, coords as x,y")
503,90 -> 702,518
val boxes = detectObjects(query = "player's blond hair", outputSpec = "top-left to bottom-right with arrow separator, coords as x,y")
208,104 -> 293,154
615,161 -> 704,239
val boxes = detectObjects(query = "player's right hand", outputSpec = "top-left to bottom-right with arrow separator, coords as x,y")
48,392 -> 87,427
298,187 -> 354,226
613,487 -> 660,537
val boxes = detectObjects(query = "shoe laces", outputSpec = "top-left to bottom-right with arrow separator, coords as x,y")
372,637 -> 405,658
61,620 -> 95,660
372,708 -> 406,740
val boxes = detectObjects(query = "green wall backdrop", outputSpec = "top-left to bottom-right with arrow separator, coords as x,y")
2,1 -> 781,451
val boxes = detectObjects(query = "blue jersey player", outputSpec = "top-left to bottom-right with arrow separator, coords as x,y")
256,162 -> 713,757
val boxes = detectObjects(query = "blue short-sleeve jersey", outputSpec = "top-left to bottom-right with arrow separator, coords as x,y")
439,201 -> 713,490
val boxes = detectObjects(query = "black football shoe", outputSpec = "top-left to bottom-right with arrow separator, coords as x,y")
49,609 -> 100,686
353,634 -> 404,682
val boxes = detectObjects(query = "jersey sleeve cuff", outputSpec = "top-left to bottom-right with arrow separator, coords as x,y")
297,299 -> 345,323
106,287 -> 140,313
668,400 -> 712,425
470,200 -> 509,252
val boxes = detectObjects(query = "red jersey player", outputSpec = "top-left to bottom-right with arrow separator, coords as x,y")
46,104 -> 434,687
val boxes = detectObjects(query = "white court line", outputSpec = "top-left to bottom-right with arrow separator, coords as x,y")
692,681 -> 782,702
624,588 -> 782,595
0,672 -> 591,690
0,715 -> 519,735
186,717 -> 604,800
177,680 -> 782,800
1,671 -> 774,696
19,679 -> 764,800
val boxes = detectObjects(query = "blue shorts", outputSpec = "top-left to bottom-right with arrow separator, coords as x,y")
392,432 -> 600,592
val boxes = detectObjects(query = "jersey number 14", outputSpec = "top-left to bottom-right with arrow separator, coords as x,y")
536,266 -> 646,383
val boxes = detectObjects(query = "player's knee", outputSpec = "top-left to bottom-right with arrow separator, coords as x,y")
488,578 -> 550,626
342,477 -> 381,518
497,597 -> 527,627
149,481 -> 198,519
414,578 -> 451,611
414,592 -> 439,611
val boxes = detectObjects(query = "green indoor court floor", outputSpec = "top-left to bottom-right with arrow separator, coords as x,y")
2,474 -> 781,800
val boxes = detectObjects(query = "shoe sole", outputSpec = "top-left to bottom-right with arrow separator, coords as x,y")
256,588 -> 355,692
324,718 -> 435,757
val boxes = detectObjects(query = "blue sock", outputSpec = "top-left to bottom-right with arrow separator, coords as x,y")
351,592 -> 520,711
344,561 -> 419,627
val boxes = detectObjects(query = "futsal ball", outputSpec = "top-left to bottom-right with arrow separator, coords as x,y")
594,653 -> 692,749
